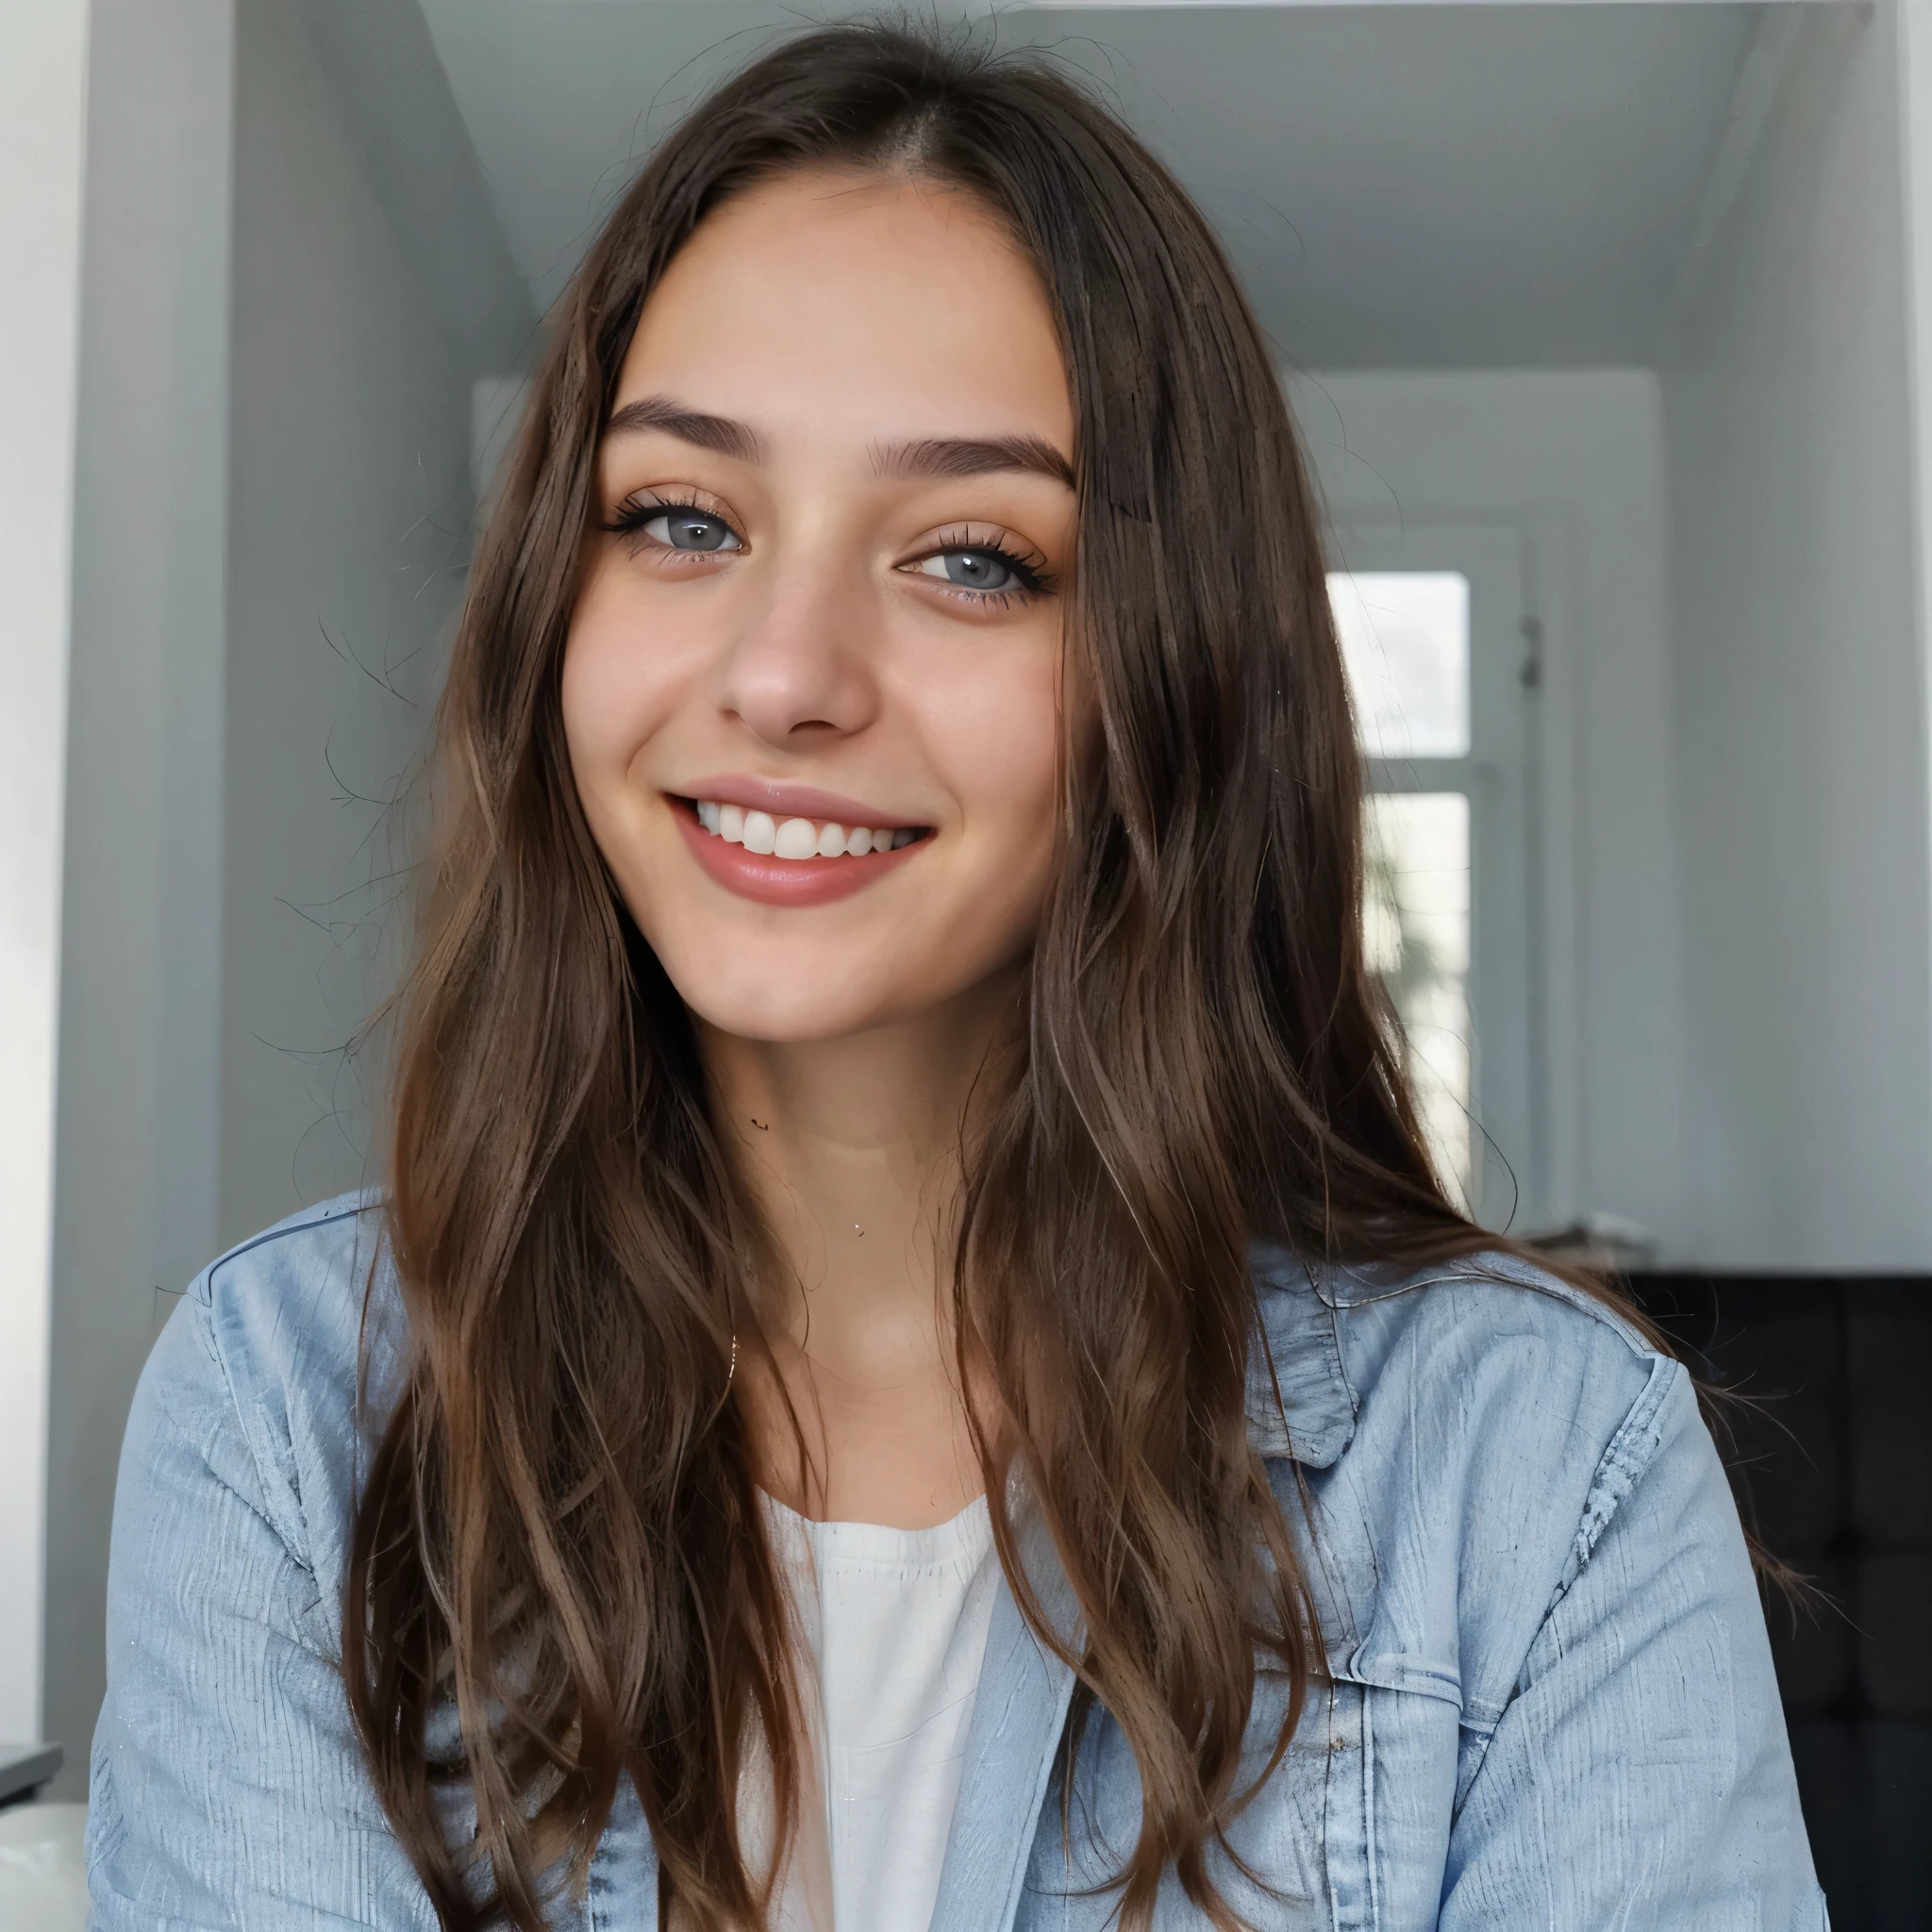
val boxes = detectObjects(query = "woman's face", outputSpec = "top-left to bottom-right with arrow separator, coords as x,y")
563,168 -> 1078,1044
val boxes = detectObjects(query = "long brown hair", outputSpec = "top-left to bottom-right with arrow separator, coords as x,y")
348,22 -> 1579,1929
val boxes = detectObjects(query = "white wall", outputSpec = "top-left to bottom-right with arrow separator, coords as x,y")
219,0 -> 471,1251
29,0 -> 472,1790
1288,369 -> 1689,1257
0,0 -> 90,1751
1661,1 -> 1932,1271
40,0 -> 237,1794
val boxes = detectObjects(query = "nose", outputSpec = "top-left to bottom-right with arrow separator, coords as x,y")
706,542 -> 880,749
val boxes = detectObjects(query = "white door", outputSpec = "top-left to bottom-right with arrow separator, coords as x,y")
1327,525 -> 1541,1230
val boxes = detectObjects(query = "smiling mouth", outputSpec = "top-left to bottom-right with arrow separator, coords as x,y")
671,795 -> 932,908
685,797 -> 931,859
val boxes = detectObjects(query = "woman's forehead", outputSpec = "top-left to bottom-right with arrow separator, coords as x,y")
611,169 -> 1074,458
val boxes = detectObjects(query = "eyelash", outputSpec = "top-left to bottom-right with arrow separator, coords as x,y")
603,489 -> 724,546
602,495 -> 1056,606
918,525 -> 1056,607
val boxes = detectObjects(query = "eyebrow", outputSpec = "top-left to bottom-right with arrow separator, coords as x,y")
873,434 -> 1075,491
604,393 -> 1074,491
604,395 -> 765,463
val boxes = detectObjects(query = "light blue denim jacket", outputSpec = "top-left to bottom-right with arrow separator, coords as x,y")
87,1193 -> 1826,1929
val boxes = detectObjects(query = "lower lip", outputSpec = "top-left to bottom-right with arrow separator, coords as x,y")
673,800 -> 928,907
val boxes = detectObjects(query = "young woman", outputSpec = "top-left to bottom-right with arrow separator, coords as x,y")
89,23 -> 1824,1932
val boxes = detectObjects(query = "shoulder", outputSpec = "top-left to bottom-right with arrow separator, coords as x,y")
189,1187 -> 397,1398
1246,1242 -> 1701,1709
1248,1239 -> 1675,1487
95,1195 -> 449,1926
132,1190 -> 403,1583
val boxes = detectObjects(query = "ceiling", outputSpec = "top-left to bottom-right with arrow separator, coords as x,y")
301,1 -> 1775,373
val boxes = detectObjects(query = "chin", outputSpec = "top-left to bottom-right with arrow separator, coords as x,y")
658,949 -> 923,1045
691,999 -> 894,1046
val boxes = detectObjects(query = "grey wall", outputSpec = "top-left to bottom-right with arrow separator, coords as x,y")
39,0 -> 474,1793
42,0 -> 235,1791
0,0 -> 90,1747
219,0 -> 472,1251
1662,2 -> 1932,1269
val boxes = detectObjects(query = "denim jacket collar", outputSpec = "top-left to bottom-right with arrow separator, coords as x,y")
928,1495 -> 1083,1931
1243,1241 -> 1358,1469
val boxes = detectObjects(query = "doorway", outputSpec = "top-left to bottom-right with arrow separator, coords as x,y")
1332,525 -> 1541,1229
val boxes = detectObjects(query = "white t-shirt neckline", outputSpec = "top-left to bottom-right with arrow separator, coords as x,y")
757,1490 -> 1002,1932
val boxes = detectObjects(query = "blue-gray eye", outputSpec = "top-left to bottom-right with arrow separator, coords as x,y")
914,549 -> 1018,591
644,508 -> 741,553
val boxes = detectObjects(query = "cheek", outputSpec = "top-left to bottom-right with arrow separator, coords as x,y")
921,641 -> 1066,900
560,575 -> 678,802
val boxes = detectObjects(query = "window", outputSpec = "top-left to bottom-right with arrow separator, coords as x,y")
1332,569 -> 1478,1207
1331,571 -> 1471,759
1363,792 -> 1473,1208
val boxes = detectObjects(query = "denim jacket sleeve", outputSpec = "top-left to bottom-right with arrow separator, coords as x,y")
1439,1354 -> 1825,1928
86,1211 -> 437,1931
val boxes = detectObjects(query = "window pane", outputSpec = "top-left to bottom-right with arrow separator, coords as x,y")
1364,792 -> 1472,1207
1329,570 -> 1470,758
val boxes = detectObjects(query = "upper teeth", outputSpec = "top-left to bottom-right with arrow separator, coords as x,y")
695,801 -> 918,858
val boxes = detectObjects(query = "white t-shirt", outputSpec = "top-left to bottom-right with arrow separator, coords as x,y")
758,1491 -> 1001,1932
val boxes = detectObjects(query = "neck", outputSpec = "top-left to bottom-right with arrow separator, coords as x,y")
699,969 -> 1020,1524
